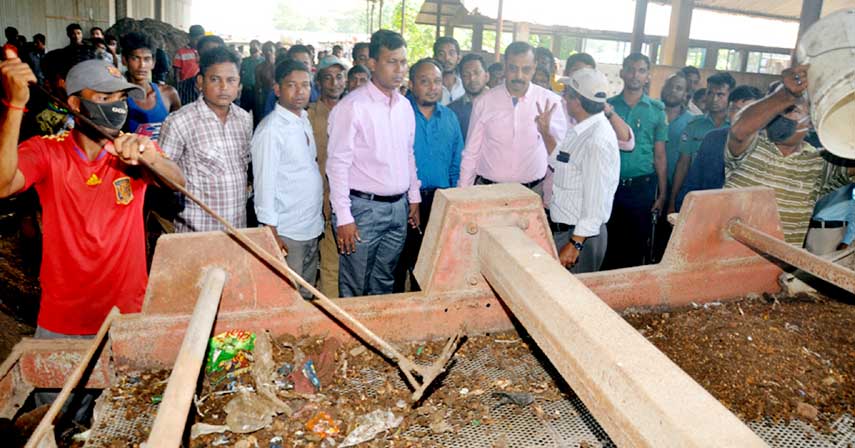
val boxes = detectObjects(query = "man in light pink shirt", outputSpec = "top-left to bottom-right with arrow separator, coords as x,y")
326,30 -> 421,297
458,41 -> 567,196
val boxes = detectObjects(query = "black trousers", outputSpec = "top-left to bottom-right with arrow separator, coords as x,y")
393,189 -> 437,293
602,174 -> 657,270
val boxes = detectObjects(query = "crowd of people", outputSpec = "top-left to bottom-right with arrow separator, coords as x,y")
0,20 -> 853,345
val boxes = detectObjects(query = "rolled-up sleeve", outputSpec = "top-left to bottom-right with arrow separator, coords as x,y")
158,114 -> 185,162
449,114 -> 464,187
618,127 -> 635,151
250,125 -> 280,227
326,102 -> 357,225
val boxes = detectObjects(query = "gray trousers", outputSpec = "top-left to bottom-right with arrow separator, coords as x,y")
804,226 -> 846,256
281,235 -> 320,299
33,327 -> 97,423
553,223 -> 608,274
333,195 -> 408,297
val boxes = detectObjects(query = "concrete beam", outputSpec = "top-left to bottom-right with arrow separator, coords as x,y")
661,0 -> 693,66
478,226 -> 769,448
630,0 -> 648,54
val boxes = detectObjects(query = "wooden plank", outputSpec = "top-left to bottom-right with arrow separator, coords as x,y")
478,226 -> 768,448
143,268 -> 227,448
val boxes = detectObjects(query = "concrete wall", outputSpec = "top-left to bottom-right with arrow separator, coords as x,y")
0,0 -> 192,51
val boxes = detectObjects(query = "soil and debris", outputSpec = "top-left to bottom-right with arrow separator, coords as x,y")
89,331 -> 569,447
623,293 -> 855,430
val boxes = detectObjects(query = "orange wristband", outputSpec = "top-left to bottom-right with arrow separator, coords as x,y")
2,99 -> 27,112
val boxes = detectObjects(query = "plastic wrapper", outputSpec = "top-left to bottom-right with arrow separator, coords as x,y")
340,410 -> 403,447
252,331 -> 292,416
223,391 -> 277,434
305,411 -> 340,439
206,330 -> 256,374
302,360 -> 321,391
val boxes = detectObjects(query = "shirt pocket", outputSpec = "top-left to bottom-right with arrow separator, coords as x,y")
194,143 -> 227,176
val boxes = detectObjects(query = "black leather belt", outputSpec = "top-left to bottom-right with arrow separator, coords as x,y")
619,173 -> 655,187
550,222 -> 574,232
350,189 -> 404,203
476,175 -> 544,189
809,220 -> 845,229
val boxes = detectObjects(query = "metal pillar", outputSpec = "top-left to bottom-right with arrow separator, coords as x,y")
797,0 -> 823,38
494,0 -> 504,62
630,0 -> 648,54
472,23 -> 484,52
436,0 -> 443,40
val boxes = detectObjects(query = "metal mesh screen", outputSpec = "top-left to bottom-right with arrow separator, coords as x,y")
82,345 -> 855,447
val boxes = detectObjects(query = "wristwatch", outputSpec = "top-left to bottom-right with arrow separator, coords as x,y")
604,111 -> 614,119
571,239 -> 584,252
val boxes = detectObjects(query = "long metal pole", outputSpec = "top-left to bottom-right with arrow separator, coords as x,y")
494,0 -> 504,62
436,0 -> 443,40
727,219 -> 855,293
379,0 -> 384,30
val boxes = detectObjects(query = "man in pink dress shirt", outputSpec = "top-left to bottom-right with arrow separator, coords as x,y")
457,41 -> 567,197
326,30 -> 421,297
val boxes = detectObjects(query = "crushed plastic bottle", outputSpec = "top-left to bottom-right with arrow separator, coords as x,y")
340,410 -> 403,447
223,391 -> 277,434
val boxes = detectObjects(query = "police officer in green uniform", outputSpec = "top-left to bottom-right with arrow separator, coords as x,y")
669,72 -> 735,213
602,53 -> 668,269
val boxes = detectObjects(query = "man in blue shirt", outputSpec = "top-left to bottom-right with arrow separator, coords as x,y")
675,85 -> 763,211
394,58 -> 464,292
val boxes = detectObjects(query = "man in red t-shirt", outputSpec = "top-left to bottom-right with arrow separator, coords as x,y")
173,24 -> 205,82
0,56 -> 186,336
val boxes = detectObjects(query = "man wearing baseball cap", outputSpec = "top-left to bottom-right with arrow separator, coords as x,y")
550,68 -> 620,273
0,56 -> 185,337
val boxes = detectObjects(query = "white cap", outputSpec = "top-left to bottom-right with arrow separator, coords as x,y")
558,68 -> 609,103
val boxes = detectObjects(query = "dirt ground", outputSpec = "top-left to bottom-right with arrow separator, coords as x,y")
623,293 -> 855,429
0,232 -> 38,359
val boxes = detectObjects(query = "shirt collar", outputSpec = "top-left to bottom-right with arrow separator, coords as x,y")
502,82 -> 533,102
408,94 -> 443,120
274,103 -> 306,123
572,111 -> 606,135
196,95 -> 237,122
366,80 -> 402,106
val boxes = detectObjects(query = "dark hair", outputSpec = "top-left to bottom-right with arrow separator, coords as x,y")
66,23 -> 82,37
199,46 -> 240,76
275,59 -> 310,84
706,71 -> 736,90
409,58 -> 442,81
567,88 -> 605,115
189,24 -> 205,37
90,27 -> 103,35
250,39 -> 261,46
197,35 -> 225,54
120,31 -> 154,58
262,41 -> 275,53
369,30 -> 406,60
729,85 -> 763,103
692,87 -> 707,103
91,37 -> 106,48
4,27 -> 17,41
286,44 -> 311,60
622,52 -> 650,70
535,63 -> 553,80
348,64 -> 370,80
680,65 -> 700,78
488,62 -> 503,73
534,47 -> 554,63
433,36 -> 460,57
504,41 -> 534,62
458,53 -> 487,73
33,33 -> 46,45
565,52 -> 596,71
332,44 -> 343,52
352,42 -> 369,60
43,45 -> 96,82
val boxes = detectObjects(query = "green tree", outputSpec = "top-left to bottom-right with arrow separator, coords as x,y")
390,1 -> 435,61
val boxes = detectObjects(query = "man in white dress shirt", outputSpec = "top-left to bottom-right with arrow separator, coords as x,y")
252,59 -> 324,298
550,68 -> 620,273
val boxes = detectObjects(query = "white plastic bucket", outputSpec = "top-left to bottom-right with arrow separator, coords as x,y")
796,8 -> 855,159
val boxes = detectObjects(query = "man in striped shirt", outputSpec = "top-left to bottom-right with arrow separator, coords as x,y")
550,68 -> 620,273
726,66 -> 854,246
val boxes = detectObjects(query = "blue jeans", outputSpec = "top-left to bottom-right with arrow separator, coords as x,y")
333,195 -> 408,297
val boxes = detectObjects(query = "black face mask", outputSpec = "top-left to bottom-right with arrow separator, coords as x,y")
765,115 -> 797,142
79,97 -> 128,130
